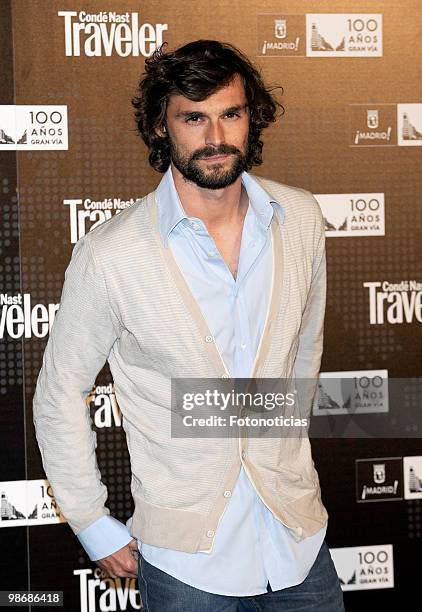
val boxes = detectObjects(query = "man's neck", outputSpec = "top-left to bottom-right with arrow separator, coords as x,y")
170,163 -> 249,231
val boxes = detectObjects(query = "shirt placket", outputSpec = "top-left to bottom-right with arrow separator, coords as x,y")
233,208 -> 269,378
186,208 -> 270,381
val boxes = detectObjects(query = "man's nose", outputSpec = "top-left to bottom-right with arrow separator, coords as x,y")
204,119 -> 225,147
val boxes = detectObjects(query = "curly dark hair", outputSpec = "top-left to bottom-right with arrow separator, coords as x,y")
131,39 -> 284,172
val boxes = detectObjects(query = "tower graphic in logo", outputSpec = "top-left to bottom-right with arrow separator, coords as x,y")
402,112 -> 422,140
339,571 -> 356,585
408,466 -> 422,493
275,19 -> 287,39
373,464 -> 386,484
324,217 -> 348,232
310,23 -> 344,51
17,130 -> 27,144
0,127 -> 15,145
367,110 -> 379,129
0,491 -> 26,521
403,456 -> 422,499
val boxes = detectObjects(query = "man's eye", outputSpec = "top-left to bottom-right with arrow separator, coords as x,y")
186,116 -> 203,123
225,112 -> 240,119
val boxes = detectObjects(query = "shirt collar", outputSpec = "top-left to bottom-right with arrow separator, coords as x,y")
155,166 -> 285,247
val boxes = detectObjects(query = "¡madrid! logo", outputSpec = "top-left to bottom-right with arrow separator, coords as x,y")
258,14 -> 303,56
355,457 -> 403,502
258,13 -> 382,57
313,193 -> 385,237
350,106 -> 395,146
58,10 -> 168,57
349,104 -> 422,146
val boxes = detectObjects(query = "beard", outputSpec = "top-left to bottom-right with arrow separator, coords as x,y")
169,139 -> 249,190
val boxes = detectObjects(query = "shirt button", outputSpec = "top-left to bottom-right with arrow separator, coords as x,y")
223,490 -> 232,497
206,529 -> 215,538
205,335 -> 214,343
240,343 -> 246,350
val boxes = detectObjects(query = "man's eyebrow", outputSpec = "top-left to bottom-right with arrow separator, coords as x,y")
223,104 -> 248,115
175,104 -> 248,119
175,110 -> 206,119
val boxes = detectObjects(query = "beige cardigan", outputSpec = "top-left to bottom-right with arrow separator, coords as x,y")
33,175 -> 328,553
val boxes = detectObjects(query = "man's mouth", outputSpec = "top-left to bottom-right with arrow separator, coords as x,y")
201,154 -> 232,162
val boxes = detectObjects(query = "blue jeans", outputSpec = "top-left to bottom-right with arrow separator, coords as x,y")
137,539 -> 345,611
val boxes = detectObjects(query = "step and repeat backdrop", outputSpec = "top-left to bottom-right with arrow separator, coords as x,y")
1,0 -> 422,610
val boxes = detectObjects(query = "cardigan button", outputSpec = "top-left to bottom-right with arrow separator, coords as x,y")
206,529 -> 215,538
205,335 -> 214,343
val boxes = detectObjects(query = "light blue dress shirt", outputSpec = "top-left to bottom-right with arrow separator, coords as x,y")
77,167 -> 327,596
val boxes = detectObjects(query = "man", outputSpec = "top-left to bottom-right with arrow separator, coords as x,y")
33,40 -> 345,610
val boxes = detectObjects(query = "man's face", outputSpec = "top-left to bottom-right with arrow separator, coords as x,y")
164,74 -> 250,189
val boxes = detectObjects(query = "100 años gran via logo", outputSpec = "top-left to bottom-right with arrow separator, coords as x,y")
313,193 -> 385,237
58,10 -> 168,57
0,480 -> 65,527
0,106 -> 68,150
330,544 -> 394,591
313,370 -> 388,416
306,14 -> 382,57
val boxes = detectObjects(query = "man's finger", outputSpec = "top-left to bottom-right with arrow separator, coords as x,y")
97,558 -> 138,579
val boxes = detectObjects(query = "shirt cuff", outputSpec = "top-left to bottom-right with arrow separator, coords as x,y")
76,515 -> 135,561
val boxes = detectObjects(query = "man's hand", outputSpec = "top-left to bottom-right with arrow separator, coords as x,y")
96,538 -> 139,578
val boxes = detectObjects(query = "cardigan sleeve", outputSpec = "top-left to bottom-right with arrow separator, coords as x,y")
292,197 -> 327,418
32,233 -> 120,535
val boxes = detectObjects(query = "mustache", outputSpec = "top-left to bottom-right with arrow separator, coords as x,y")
191,144 -> 242,160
